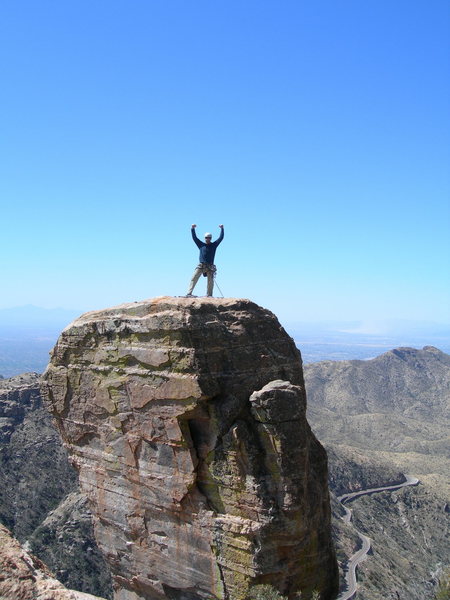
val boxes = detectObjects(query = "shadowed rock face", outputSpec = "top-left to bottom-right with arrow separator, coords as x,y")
0,373 -> 113,598
0,373 -> 78,539
42,297 -> 338,600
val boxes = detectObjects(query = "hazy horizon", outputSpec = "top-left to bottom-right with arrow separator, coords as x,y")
1,303 -> 449,331
0,303 -> 449,378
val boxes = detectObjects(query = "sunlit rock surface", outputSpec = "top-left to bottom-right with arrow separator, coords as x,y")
42,297 -> 338,600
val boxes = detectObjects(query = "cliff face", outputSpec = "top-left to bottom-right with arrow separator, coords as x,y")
42,297 -> 338,600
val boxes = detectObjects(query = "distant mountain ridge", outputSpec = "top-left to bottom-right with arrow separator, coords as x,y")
305,345 -> 450,419
305,346 -> 450,469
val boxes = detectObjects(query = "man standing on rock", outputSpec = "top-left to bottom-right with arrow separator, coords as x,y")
186,224 -> 224,297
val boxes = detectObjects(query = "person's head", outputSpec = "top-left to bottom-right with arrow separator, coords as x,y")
204,233 -> 212,244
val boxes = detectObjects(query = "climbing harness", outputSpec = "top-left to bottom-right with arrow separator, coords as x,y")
200,263 -> 217,277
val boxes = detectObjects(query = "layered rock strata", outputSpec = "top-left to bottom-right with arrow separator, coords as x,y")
42,297 -> 338,600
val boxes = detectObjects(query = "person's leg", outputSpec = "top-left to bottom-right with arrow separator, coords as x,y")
206,270 -> 214,297
187,266 -> 202,295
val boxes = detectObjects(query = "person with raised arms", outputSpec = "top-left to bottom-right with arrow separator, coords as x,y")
186,224 -> 224,297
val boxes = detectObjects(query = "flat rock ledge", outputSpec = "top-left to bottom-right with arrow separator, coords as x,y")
42,296 -> 338,600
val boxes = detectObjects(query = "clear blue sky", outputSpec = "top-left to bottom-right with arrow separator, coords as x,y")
1,0 -> 449,327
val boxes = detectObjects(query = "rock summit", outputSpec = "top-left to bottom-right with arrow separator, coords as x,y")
42,297 -> 338,600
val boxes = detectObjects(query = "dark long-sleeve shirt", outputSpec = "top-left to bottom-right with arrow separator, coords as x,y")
191,227 -> 224,264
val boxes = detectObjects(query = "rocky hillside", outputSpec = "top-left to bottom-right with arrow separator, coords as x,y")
0,522 -> 104,600
304,346 -> 450,600
305,346 -> 450,492
42,296 -> 339,600
0,372 -> 112,598
347,483 -> 449,599
0,373 -> 77,536
306,345 -> 450,417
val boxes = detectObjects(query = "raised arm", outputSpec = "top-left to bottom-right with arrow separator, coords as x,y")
191,224 -> 202,248
216,224 -> 224,245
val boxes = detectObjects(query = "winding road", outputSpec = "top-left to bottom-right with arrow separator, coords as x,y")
336,475 -> 420,600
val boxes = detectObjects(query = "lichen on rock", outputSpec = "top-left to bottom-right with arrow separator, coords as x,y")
42,296 -> 338,600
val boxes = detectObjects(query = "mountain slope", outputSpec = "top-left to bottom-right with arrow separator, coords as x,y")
304,346 -> 450,599
0,373 -> 112,598
305,346 -> 450,493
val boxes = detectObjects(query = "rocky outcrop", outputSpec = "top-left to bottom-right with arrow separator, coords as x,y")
0,523 -> 105,600
42,297 -> 338,600
0,372 -> 113,598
